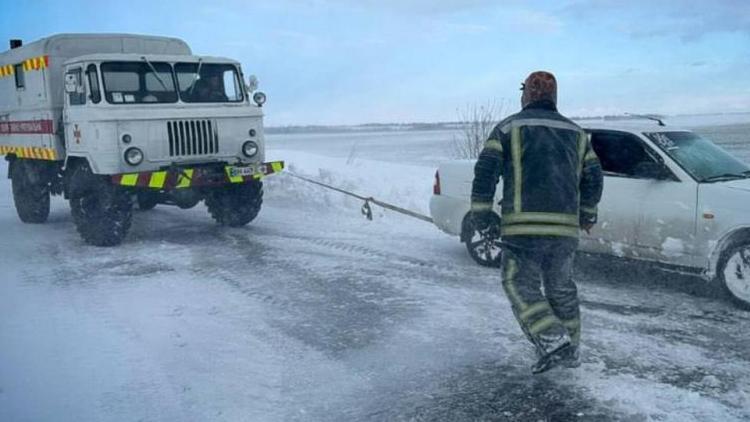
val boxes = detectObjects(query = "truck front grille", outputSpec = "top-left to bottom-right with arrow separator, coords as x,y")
167,120 -> 219,157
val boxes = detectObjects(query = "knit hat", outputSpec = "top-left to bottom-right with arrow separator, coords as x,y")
521,71 -> 557,108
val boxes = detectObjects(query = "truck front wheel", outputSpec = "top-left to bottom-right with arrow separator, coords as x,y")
10,159 -> 51,224
205,181 -> 263,227
68,164 -> 133,246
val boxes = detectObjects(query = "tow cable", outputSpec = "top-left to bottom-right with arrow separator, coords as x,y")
284,171 -> 433,224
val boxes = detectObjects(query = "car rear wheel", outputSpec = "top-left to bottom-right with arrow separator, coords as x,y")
718,243 -> 750,310
462,213 -> 503,267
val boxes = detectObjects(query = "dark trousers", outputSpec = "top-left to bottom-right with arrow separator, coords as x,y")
500,236 -> 581,355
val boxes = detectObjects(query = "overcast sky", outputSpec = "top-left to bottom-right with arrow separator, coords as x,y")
2,0 -> 749,125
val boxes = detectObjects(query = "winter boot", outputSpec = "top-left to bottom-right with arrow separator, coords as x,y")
561,345 -> 581,368
531,334 -> 572,374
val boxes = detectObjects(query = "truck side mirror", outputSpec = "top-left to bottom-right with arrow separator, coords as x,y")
246,74 -> 258,92
64,74 -> 78,93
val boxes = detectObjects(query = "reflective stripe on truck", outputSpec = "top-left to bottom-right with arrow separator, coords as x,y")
0,145 -> 58,160
111,161 -> 285,189
0,55 -> 48,77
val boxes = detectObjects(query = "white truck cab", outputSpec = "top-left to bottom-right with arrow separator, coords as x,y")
0,34 -> 282,246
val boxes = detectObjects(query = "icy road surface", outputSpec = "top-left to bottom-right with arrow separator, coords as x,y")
2,122 -> 750,421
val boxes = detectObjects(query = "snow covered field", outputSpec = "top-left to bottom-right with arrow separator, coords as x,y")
1,117 -> 750,421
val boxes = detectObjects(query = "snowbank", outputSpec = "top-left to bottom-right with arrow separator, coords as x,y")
265,149 -> 436,216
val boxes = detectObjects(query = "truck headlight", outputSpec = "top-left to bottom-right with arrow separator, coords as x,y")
242,140 -> 259,157
124,147 -> 144,165
253,91 -> 267,107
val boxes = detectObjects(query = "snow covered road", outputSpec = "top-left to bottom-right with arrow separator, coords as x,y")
1,128 -> 750,421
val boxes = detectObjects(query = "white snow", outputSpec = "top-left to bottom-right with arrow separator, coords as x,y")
1,126 -> 749,421
661,237 -> 686,257
667,112 -> 750,128
266,149 -> 435,216
611,241 -> 626,257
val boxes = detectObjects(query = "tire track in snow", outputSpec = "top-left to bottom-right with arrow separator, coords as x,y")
173,229 -> 424,358
248,231 -> 499,289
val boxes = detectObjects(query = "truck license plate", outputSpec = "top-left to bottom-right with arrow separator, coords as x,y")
228,166 -> 254,177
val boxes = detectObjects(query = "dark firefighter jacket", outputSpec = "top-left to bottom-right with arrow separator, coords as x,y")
471,100 -> 603,238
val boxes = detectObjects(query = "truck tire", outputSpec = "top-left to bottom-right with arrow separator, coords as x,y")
137,192 -> 159,211
716,242 -> 750,310
10,159 -> 51,224
68,163 -> 133,246
205,181 -> 263,227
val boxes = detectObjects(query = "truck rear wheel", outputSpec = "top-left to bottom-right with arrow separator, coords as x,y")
205,181 -> 263,227
68,163 -> 133,246
10,159 -> 51,224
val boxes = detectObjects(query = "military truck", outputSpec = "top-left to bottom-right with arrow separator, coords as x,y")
0,34 -> 282,246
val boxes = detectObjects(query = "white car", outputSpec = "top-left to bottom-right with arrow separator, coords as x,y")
430,120 -> 750,309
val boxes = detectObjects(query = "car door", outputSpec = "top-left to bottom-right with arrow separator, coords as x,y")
631,134 -> 698,266
585,129 -> 698,265
582,130 -> 645,257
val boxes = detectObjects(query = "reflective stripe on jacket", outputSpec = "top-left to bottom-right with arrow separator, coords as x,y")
471,101 -> 603,238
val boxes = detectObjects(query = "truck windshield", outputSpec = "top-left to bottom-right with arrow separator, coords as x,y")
644,131 -> 750,182
175,63 -> 244,103
101,62 -> 177,104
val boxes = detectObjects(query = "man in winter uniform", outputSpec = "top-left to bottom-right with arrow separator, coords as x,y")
470,71 -> 603,373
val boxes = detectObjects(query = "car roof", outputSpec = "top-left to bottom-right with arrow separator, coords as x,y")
574,118 -> 691,133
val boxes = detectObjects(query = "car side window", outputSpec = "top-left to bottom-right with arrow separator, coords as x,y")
589,130 -> 672,180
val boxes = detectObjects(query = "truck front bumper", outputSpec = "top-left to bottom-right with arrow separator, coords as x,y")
111,161 -> 284,190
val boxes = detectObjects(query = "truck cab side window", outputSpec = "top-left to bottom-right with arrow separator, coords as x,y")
67,68 -> 86,106
222,70 -> 241,102
14,64 -> 24,89
87,64 -> 101,104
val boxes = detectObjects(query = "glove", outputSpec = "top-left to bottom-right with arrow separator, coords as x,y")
580,211 -> 597,234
